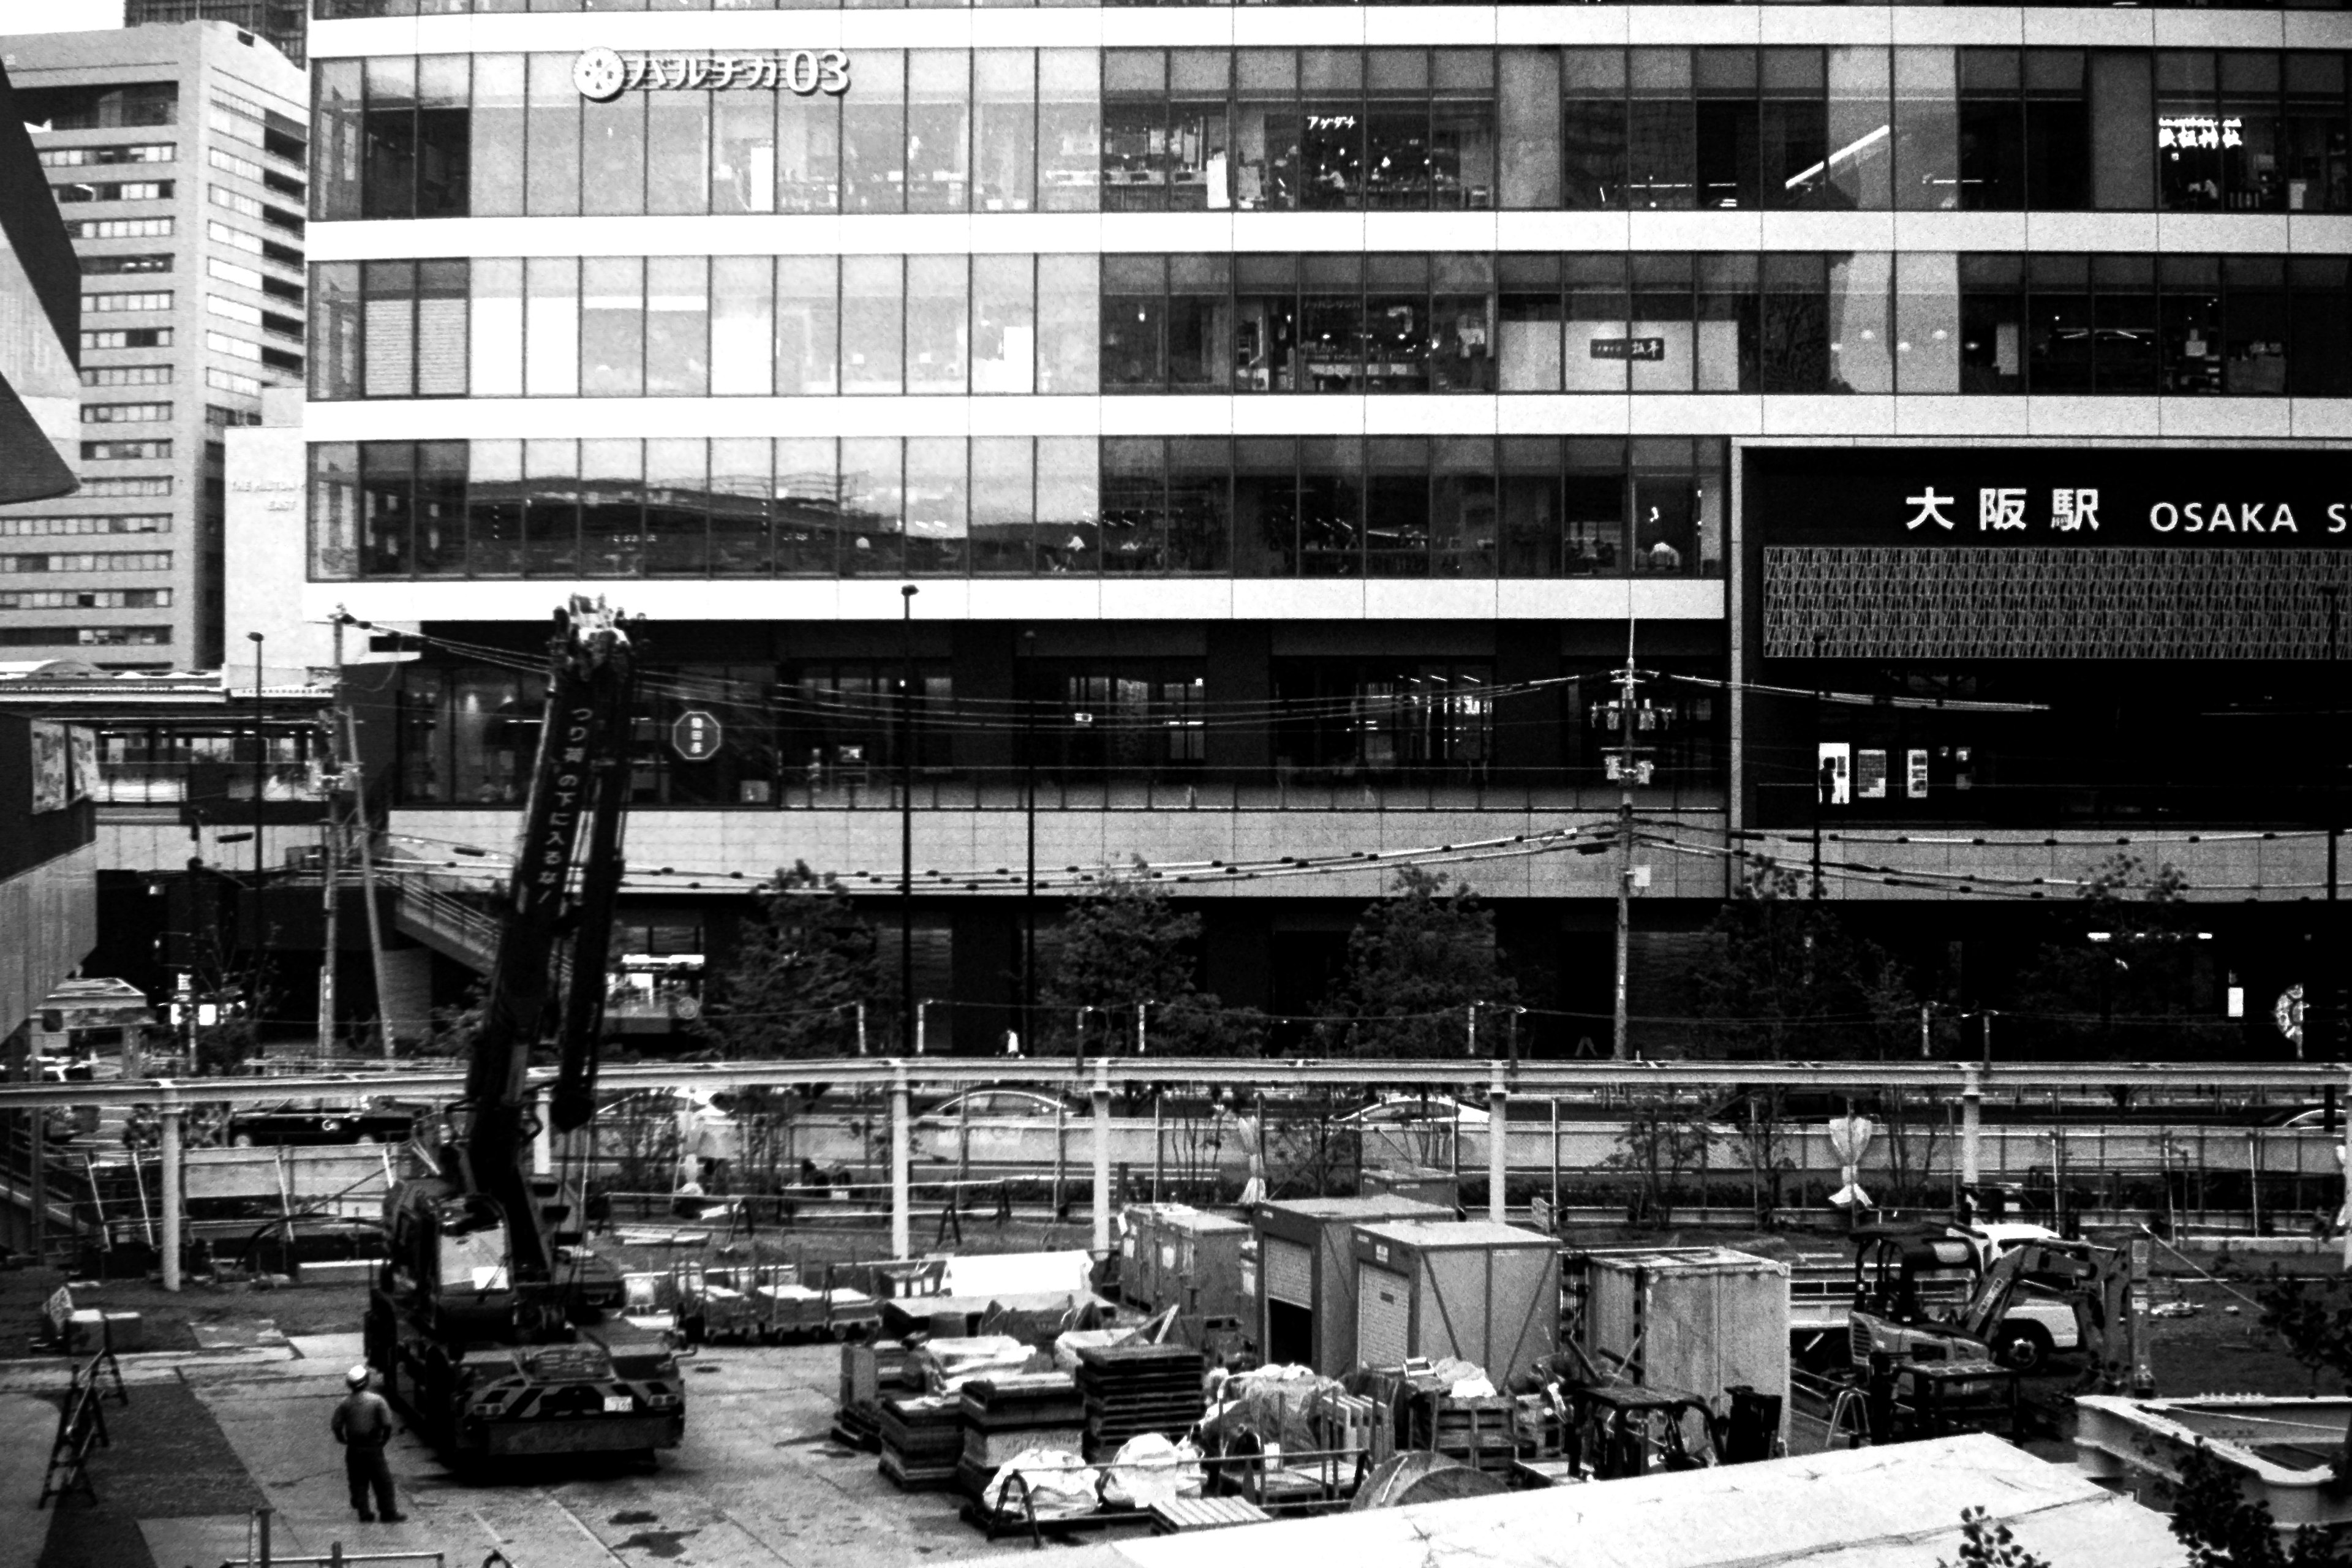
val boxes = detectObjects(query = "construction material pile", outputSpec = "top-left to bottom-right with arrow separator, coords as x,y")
879,1394 -> 963,1488
1077,1343 -> 1208,1461
956,1373 -> 1086,1497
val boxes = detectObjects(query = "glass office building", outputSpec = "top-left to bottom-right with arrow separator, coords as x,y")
301,4 -> 2352,1047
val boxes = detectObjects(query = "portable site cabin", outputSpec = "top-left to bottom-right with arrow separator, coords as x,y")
1253,1196 -> 1454,1374
1567,1246 -> 1790,1439
1360,1166 -> 1461,1211
1123,1204 -> 1251,1326
1352,1219 -> 1559,1386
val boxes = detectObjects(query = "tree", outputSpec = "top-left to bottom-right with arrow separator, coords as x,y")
2167,1442 -> 2352,1566
1608,1091 -> 1712,1226
1939,1506 -> 2054,1568
1315,867 -> 1515,1059
695,862 -> 881,1058
1041,864 -> 1258,1056
2006,854 -> 2239,1059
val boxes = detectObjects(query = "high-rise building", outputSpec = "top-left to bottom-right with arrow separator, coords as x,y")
126,0 -> 306,70
1,22 -> 306,671
285,7 -> 2352,1054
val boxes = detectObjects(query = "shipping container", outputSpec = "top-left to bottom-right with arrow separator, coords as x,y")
1253,1196 -> 1455,1374
1567,1246 -> 1789,1439
1122,1204 -> 1252,1325
1350,1219 -> 1559,1385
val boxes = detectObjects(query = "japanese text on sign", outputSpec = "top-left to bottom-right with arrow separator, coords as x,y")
1904,487 -> 2100,533
2157,116 -> 2243,151
573,47 -> 850,102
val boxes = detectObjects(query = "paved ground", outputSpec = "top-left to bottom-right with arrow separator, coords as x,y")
2,1336 -> 1022,1568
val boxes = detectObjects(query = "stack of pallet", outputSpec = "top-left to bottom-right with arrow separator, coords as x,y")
878,1394 -> 963,1488
1404,1390 -> 1530,1481
954,1373 -> 1087,1498
1075,1344 -> 1207,1462
834,1339 -> 919,1451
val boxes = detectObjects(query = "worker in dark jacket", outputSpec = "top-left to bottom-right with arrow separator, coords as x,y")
331,1365 -> 404,1523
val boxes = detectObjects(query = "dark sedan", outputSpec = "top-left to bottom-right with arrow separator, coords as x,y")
225,1101 -> 418,1147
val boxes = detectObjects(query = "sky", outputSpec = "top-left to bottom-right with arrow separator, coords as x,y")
2,0 -> 125,38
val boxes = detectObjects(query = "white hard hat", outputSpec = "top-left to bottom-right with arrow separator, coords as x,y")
345,1365 -> 371,1388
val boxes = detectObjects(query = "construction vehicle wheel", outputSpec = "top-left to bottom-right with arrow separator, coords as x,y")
1994,1325 -> 2051,1373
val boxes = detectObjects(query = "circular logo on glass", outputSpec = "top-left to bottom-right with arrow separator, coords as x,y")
573,47 -> 628,102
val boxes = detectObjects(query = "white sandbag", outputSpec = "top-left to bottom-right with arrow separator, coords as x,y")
982,1448 -> 1099,1521
1100,1433 -> 1204,1509
1054,1327 -> 1137,1372
942,1250 -> 1095,1298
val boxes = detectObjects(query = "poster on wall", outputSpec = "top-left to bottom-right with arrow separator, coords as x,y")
1906,749 -> 1930,799
1856,749 -> 1888,800
1817,742 -> 1852,807
29,721 -> 68,813
67,725 -> 96,804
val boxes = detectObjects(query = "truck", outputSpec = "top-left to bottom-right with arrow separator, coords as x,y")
363,600 -> 687,1462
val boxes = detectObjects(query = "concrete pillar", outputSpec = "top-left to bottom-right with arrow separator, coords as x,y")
1092,1061 -> 1113,1257
890,1062 -> 911,1260
1961,1067 -> 1983,1189
532,1090 -> 552,1177
159,1101 -> 183,1292
1488,1075 -> 1509,1224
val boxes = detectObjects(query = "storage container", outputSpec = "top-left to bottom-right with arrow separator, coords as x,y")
1123,1204 -> 1252,1325
1350,1218 -> 1559,1385
1567,1246 -> 1789,1438
1254,1195 -> 1454,1374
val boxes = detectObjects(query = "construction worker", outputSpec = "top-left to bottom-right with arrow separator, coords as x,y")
331,1365 -> 403,1523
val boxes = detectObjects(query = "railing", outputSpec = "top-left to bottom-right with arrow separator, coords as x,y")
408,766 -> 1727,816
1755,780 -> 2350,834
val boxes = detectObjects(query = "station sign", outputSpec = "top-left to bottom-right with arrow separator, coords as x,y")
671,709 -> 723,763
1589,337 -> 1667,361
573,47 -> 850,102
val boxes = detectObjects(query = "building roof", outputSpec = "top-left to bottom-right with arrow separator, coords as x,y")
1052,1436 -> 2182,1568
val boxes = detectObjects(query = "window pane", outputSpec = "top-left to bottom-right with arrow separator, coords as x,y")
2092,254 -> 2157,394
774,436 -> 836,576
647,88 -> 712,214
1562,48 -> 1626,211
470,257 -> 522,398
973,254 -> 1035,394
905,436 -> 967,572
1168,436 -> 1229,573
1499,48 -> 1561,209
2089,50 -> 2154,212
314,58 -> 363,222
908,51 -> 971,213
310,260 -> 361,399
1627,48 -> 1693,210
843,255 -> 905,394
580,255 -> 644,395
709,437 -> 771,576
1233,435 -> 1295,576
1564,254 -> 1626,392
971,435 -> 1035,572
582,87 -> 646,215
523,437 -> 578,575
416,439 -> 467,575
1893,48 -> 1958,211
418,258 -> 469,396
777,255 -> 839,394
471,55 -> 526,216
646,437 -> 707,574
1038,252 -> 1098,393
2026,253 -> 2090,393
468,439 -> 523,577
1102,436 -> 1165,571
1039,49 -> 1100,213
1431,437 -> 1493,578
1036,435 -> 1098,573
646,256 -> 709,395
907,254 -> 969,393
1696,253 -> 1755,391
526,53 -> 581,216
1298,435 -> 1362,577
2024,50 -> 2089,211
1961,253 -> 2026,393
975,50 -> 1036,213
363,56 -> 417,220
713,89 -> 776,214
1828,252 -> 1891,393
1825,47 -> 1890,211
1499,437 -> 1560,578
1759,252 -> 1828,393
844,49 -> 906,213
1629,252 -> 1692,393
363,259 -> 416,398
1894,251 -> 1959,394
778,79 -> 840,211
840,436 -> 903,573
1695,48 -> 1759,211
417,55 -> 471,217
1958,49 -> 2023,211
361,439 -> 414,576
580,437 -> 643,575
712,256 -> 775,395
310,440 -> 359,578
2159,255 -> 2220,394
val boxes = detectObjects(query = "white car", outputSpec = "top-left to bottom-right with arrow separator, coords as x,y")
1335,1096 -> 1492,1129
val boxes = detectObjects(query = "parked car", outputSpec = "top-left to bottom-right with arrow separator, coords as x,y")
911,1088 -> 1084,1163
224,1100 -> 417,1147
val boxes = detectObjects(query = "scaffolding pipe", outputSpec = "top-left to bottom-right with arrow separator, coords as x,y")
1093,1060 -> 1113,1257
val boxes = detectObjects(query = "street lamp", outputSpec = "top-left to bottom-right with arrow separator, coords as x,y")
246,631 -> 265,949
899,586 -> 918,1055
1021,629 -> 1038,1056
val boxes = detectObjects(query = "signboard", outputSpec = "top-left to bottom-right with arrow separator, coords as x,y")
29,721 -> 69,813
1856,748 -> 1888,801
671,709 -> 723,763
1749,448 -> 2352,661
1905,748 -> 1929,799
2158,115 -> 2242,151
1590,337 -> 1667,361
574,47 -> 849,101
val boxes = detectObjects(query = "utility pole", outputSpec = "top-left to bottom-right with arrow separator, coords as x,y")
1022,629 -> 1038,1055
317,616 -> 342,1058
899,585 -> 918,1055
333,611 -> 396,1058
1608,617 -> 1646,1060
247,632 -> 266,950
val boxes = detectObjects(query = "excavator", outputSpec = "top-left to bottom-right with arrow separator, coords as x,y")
363,599 -> 687,1461
1844,1229 -> 2156,1439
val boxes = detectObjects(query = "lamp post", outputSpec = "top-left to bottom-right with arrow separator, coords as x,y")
899,585 -> 918,1055
247,631 -> 265,949
1021,629 -> 1038,1055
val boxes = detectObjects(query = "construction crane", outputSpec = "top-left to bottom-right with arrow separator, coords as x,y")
362,598 -> 686,1462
